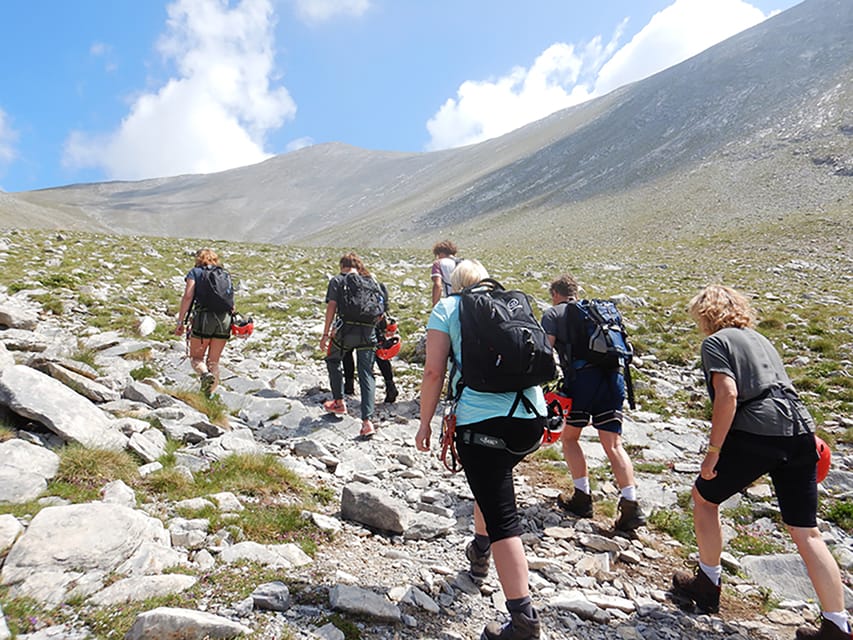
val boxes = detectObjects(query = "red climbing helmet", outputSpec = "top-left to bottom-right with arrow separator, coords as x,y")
230,313 -> 254,337
542,391 -> 572,445
815,435 -> 831,483
376,335 -> 401,360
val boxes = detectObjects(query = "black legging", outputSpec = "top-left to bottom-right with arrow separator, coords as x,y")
455,415 -> 545,542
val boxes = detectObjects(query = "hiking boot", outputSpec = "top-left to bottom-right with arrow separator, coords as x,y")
344,382 -> 355,395
465,539 -> 490,584
671,569 -> 721,614
200,372 -> 215,398
481,609 -> 540,640
796,619 -> 853,640
384,381 -> 398,404
557,490 -> 593,518
614,497 -> 646,533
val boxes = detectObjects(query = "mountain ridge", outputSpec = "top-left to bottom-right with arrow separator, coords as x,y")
1,0 -> 850,249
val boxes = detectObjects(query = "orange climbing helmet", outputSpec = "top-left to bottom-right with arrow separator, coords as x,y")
542,390 -> 572,445
815,435 -> 831,483
376,335 -> 401,360
230,313 -> 254,337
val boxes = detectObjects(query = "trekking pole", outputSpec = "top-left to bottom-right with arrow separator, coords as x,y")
624,360 -> 636,410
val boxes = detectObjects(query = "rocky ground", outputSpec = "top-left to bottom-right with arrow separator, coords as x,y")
0,230 -> 850,640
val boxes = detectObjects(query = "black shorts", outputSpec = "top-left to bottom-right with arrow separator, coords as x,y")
695,430 -> 819,528
455,416 -> 545,543
191,309 -> 231,340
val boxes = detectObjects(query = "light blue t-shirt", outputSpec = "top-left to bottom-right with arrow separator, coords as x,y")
427,295 -> 547,425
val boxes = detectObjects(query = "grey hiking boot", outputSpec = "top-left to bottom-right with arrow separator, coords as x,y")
557,490 -> 593,518
481,609 -> 540,640
614,497 -> 646,532
465,539 -> 491,584
671,569 -> 721,614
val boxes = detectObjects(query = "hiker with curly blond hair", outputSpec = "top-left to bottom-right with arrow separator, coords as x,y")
671,285 -> 849,640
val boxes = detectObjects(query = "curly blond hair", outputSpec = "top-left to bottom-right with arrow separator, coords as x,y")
688,285 -> 756,335
194,248 -> 220,267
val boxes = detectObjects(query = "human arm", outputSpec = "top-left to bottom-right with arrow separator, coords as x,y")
319,300 -> 337,352
175,279 -> 196,335
416,328 -> 450,451
431,275 -> 443,306
701,372 -> 738,480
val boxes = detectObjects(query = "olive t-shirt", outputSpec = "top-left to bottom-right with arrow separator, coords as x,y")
700,327 -> 814,437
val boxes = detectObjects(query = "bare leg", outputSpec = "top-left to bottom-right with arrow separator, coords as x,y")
693,486 -> 723,566
599,430 -> 635,489
189,337 -> 209,376
561,426 -> 587,480
788,525 -> 845,612
492,537 -> 530,600
204,338 -> 228,394
473,501 -> 529,600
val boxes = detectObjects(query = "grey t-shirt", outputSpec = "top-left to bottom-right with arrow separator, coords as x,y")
701,327 -> 814,437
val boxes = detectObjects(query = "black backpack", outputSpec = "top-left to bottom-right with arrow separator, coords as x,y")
338,272 -> 385,324
193,265 -> 234,313
454,279 -> 556,396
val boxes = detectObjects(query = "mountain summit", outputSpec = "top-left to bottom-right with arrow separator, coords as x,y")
4,0 -> 851,248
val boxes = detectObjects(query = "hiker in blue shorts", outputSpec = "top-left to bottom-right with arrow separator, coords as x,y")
541,274 -> 645,533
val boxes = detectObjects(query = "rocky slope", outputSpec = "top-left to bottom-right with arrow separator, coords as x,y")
0,230 -> 850,640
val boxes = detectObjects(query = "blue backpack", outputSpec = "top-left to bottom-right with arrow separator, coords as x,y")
573,299 -> 633,368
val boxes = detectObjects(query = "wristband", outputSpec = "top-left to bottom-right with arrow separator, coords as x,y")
707,444 -> 722,454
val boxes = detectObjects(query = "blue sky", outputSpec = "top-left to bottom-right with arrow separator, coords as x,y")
0,0 -> 799,193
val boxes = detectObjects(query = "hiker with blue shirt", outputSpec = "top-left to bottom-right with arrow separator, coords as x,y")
416,259 -> 546,640
175,248 -> 233,397
541,274 -> 646,533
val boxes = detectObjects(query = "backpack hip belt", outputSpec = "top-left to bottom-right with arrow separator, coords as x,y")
457,427 -> 541,456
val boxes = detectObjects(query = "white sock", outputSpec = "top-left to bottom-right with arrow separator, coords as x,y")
822,612 -> 850,633
573,477 -> 590,494
620,485 -> 637,502
699,562 -> 722,586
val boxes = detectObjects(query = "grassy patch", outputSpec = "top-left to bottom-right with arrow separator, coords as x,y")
47,446 -> 139,503
634,461 -> 668,474
648,509 -> 696,548
129,364 -> 158,381
822,501 -> 853,534
729,530 -> 785,555
169,388 -> 230,426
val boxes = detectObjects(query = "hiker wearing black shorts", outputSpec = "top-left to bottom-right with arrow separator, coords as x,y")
175,248 -> 232,397
416,259 -> 546,640
671,285 -> 850,640
541,274 -> 646,533
320,253 -> 379,438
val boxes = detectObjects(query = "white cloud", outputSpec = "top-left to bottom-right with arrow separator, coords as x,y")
0,108 -> 18,166
64,0 -> 296,182
292,0 -> 370,23
594,0 -> 767,96
426,0 -> 772,150
286,136 -> 314,152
